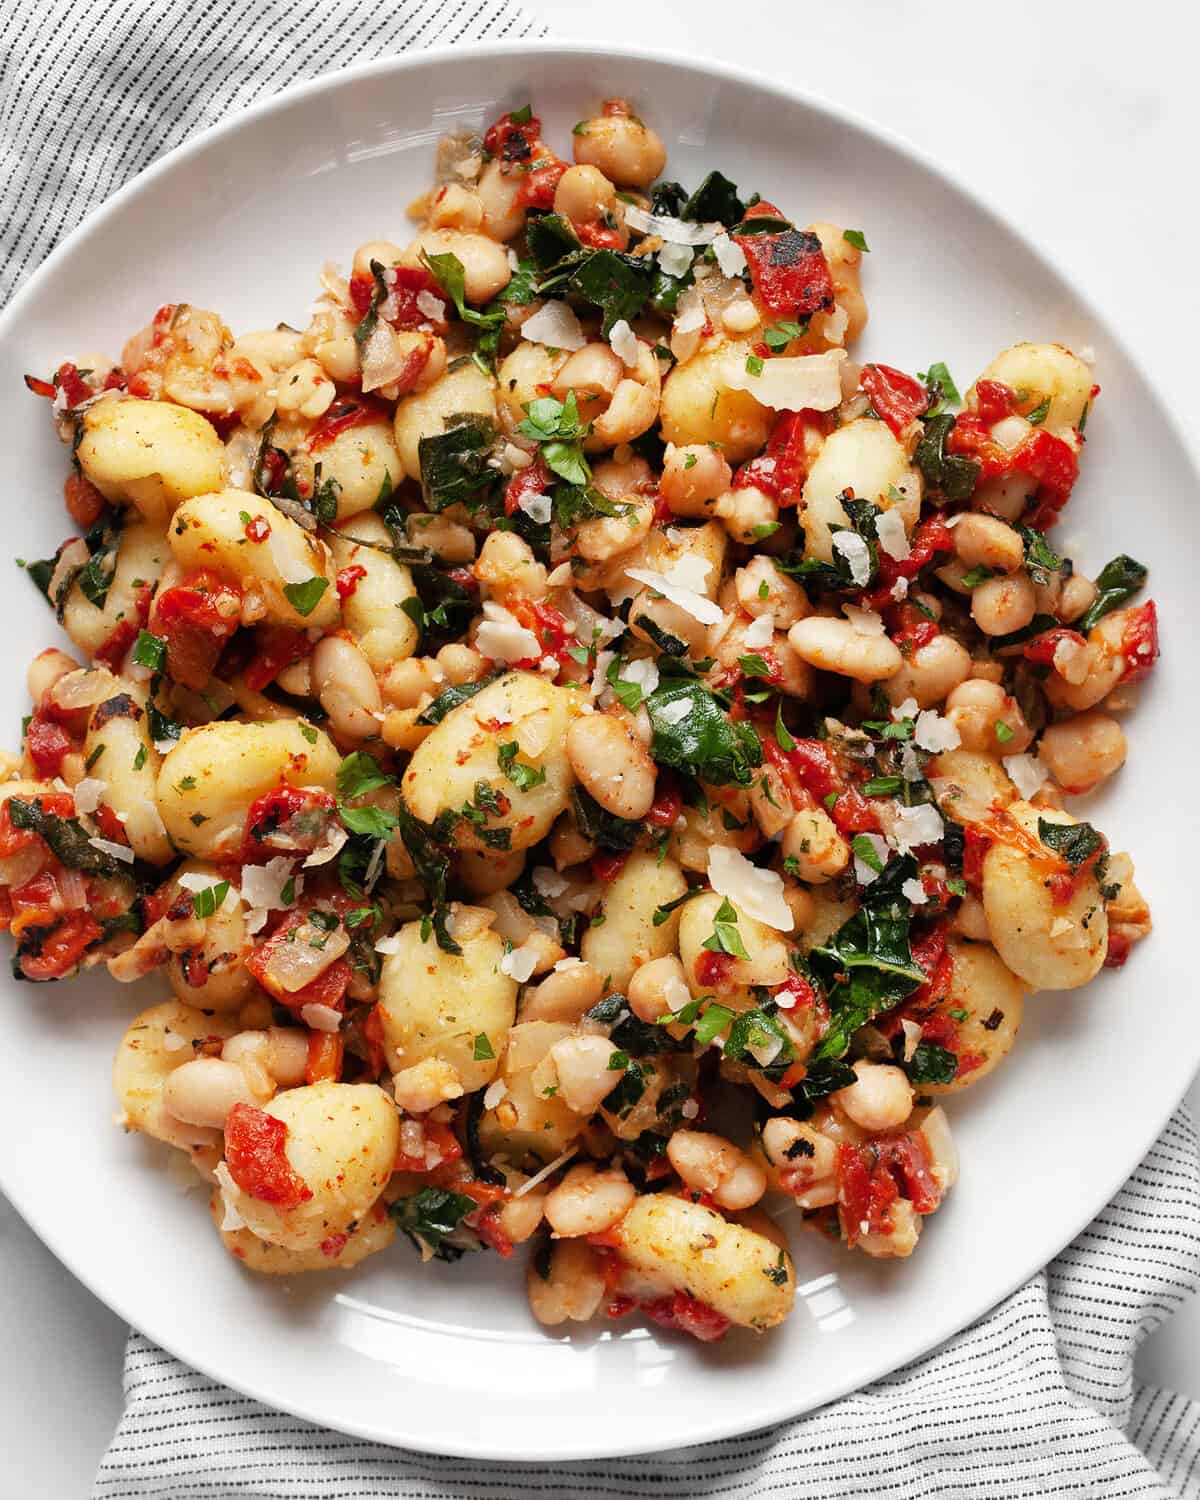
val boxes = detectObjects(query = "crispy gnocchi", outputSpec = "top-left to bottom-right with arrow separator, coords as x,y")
9,96 -> 1155,1345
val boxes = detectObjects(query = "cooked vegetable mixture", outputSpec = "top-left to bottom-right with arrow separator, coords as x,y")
10,96 -> 1155,1341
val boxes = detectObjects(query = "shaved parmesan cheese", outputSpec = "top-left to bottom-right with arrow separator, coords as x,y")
1003,752 -> 1049,800
303,822 -> 348,867
727,349 -> 846,412
240,857 -> 298,912
891,577 -> 910,601
876,507 -> 911,561
502,441 -> 535,473
533,866 -> 568,899
89,836 -> 134,864
902,877 -> 929,905
416,290 -> 446,322
521,300 -> 586,351
608,319 -> 640,368
364,838 -> 386,891
245,909 -> 270,935
374,932 -> 404,956
746,1032 -> 784,1068
625,560 -> 724,626
72,777 -> 106,814
514,1146 -> 578,1197
711,232 -> 747,277
844,603 -> 884,635
477,601 -> 541,664
360,320 -> 406,393
831,530 -> 871,586
854,833 -> 889,885
891,802 -> 944,852
914,710 -> 961,753
657,698 -> 692,727
623,205 -> 718,244
619,657 -> 659,698
742,612 -> 775,648
899,744 -> 924,783
162,1029 -> 188,1052
590,648 -> 616,699
301,1003 -> 342,1033
657,242 -> 694,278
483,1078 -> 508,1110
672,287 -> 707,336
900,1019 -> 923,1061
892,697 -> 918,721
517,487 -> 552,525
707,845 -> 793,932
500,942 -> 540,982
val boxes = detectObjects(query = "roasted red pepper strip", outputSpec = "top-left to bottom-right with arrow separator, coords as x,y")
860,364 -> 928,439
733,205 -> 834,319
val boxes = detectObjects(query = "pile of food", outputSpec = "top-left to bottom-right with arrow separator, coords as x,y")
8,96 -> 1154,1342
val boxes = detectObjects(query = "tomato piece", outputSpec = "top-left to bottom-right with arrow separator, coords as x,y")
244,514 -> 271,544
645,772 -> 683,828
973,379 -> 1017,424
92,804 -> 130,845
733,411 -> 818,505
828,787 -> 880,835
591,851 -> 629,883
1104,928 -> 1133,969
348,265 -> 441,328
245,910 -> 351,1013
25,711 -> 74,777
241,787 -> 336,862
224,1103 -> 313,1208
860,364 -> 928,439
785,739 -> 839,802
63,473 -> 106,528
307,397 -> 391,451
95,581 -> 153,672
483,110 -> 542,162
694,950 -> 734,990
394,1120 -> 464,1173
890,614 -> 940,655
733,215 -> 834,319
518,154 -> 568,210
1119,600 -> 1158,683
305,1031 -> 345,1085
336,565 -> 368,600
243,625 -> 313,693
1022,626 -> 1087,666
642,1291 -> 731,1343
507,597 -> 573,665
154,570 -> 241,690
362,1004 -> 388,1079
1017,428 -> 1079,529
0,791 -> 74,858
774,971 -> 818,1012
18,910 -> 102,981
504,456 -> 552,518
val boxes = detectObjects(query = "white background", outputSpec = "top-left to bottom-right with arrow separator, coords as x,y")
2,0 -> 1197,1491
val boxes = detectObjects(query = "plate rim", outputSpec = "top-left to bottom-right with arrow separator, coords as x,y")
0,35 -> 1195,1460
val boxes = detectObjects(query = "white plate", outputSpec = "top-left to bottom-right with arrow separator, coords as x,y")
0,39 -> 1195,1463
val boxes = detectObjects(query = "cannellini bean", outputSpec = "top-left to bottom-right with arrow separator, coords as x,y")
526,1238 -> 606,1326
833,1060 -> 914,1133
544,1163 -> 636,1237
381,655 -> 445,709
572,99 -> 666,188
667,1130 -> 766,1210
223,1027 -> 309,1087
27,648 -> 80,705
311,636 -> 382,742
714,484 -> 778,544
659,443 -> 732,518
161,1057 -> 261,1130
400,229 -> 511,303
971,571 -> 1037,637
548,1035 -> 622,1116
1038,712 -> 1127,794
520,961 -> 605,1024
475,529 -> 546,599
566,712 -> 656,820
884,634 -> 970,709
496,1188 -> 547,1246
788,616 -> 902,683
458,847 -> 526,897
627,955 -> 690,1024
954,513 -> 1024,573
944,678 -> 1033,754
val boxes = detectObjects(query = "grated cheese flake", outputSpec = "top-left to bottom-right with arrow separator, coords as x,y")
711,232 -> 747,277
625,556 -> 724,626
831,530 -> 871,587
707,845 -> 794,932
742,612 -> 775,648
477,601 -> 542,664
890,801 -> 945,852
1003,752 -> 1049,800
854,833 -> 890,886
622,205 -> 719,244
902,877 -> 929,906
72,777 -> 107,813
300,1003 -> 342,1033
657,241 -> 694,278
533,866 -> 568,899
521,300 -> 586,351
500,942 -> 540,982
303,822 -> 348,867
914,709 -> 961,753
875,507 -> 911,561
88,836 -> 134,864
608,319 -> 640,368
727,349 -> 846,412
844,603 -> 885,636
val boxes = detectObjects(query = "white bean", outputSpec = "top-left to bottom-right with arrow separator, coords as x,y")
161,1057 -> 260,1130
311,636 -> 382,741
544,1163 -> 636,1237
833,1060 -> 914,1133
788,616 -> 902,683
566,712 -> 656,820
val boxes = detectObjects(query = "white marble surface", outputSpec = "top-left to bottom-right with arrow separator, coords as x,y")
3,1 -> 1198,1492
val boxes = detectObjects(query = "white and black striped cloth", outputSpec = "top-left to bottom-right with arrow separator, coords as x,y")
3,5 -> 1200,1494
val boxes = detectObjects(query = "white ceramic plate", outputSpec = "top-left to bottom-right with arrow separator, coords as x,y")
0,40 -> 1194,1462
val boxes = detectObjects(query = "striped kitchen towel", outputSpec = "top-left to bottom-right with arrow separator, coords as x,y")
3,3 -> 1200,1495
91,1107 -> 1200,1497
